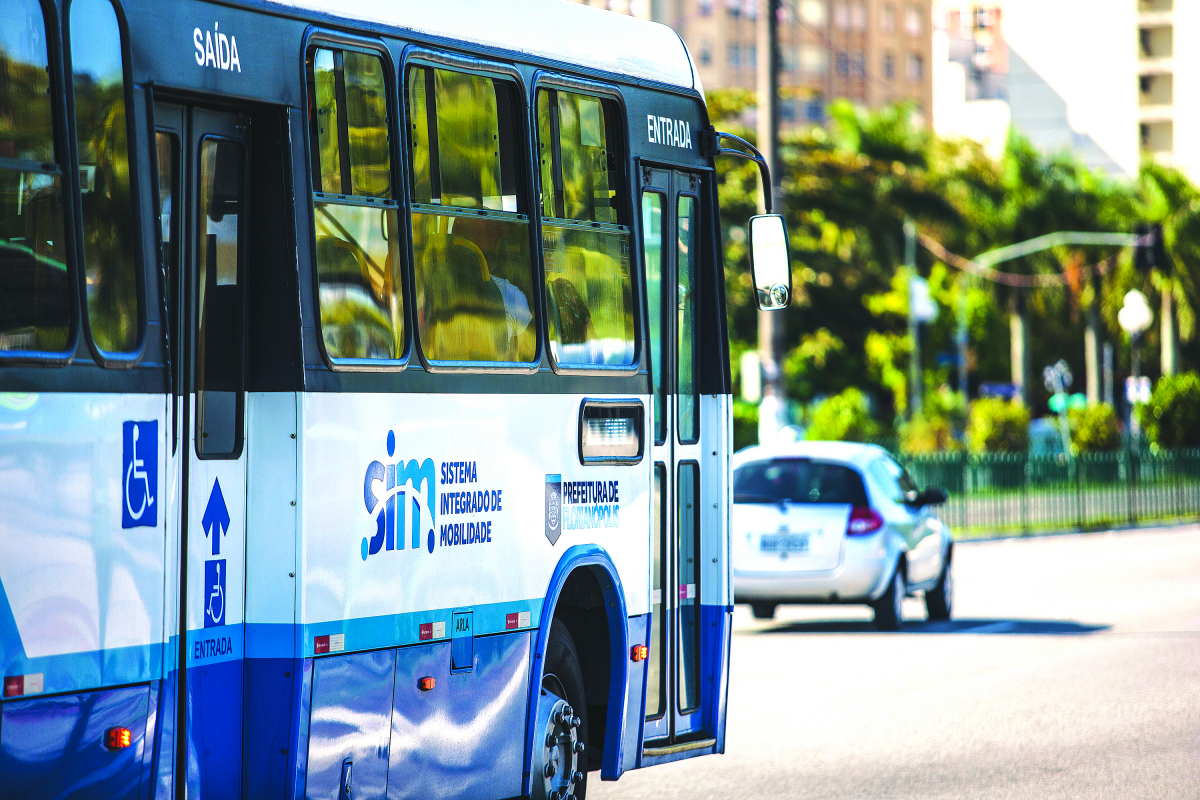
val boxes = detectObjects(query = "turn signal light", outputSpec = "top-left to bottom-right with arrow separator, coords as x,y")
630,644 -> 648,662
105,727 -> 132,750
418,676 -> 436,691
846,506 -> 884,536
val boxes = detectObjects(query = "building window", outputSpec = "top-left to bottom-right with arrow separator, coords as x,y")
907,52 -> 923,81
745,44 -> 757,67
851,1 -> 867,30
726,0 -> 740,17
698,0 -> 713,15
805,95 -> 826,122
905,5 -> 923,36
801,44 -> 828,74
728,43 -> 740,68
883,52 -> 896,79
780,99 -> 796,123
881,3 -> 896,33
833,2 -> 849,28
852,52 -> 866,77
699,41 -> 713,65
800,0 -> 827,25
781,47 -> 798,72
836,52 -> 850,76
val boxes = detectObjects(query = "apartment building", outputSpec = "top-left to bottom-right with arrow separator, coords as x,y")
566,0 -> 934,127
1138,0 -> 1200,179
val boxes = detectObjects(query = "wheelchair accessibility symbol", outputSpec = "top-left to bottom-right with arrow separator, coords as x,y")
122,421 -> 158,529
204,559 -> 226,628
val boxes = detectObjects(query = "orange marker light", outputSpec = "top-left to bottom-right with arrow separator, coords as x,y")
106,727 -> 132,749
630,645 -> 648,662
418,676 -> 436,691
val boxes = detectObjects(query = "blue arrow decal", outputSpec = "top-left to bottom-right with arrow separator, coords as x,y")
202,478 -> 231,556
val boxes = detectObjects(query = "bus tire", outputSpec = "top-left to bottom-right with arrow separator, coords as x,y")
542,619 -> 589,799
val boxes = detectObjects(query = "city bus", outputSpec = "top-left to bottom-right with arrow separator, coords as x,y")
0,0 -> 789,797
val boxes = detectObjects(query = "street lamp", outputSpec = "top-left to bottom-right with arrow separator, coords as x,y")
1118,290 -> 1154,438
1117,290 -> 1153,379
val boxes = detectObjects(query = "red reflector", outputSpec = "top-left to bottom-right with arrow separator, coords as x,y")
418,676 -> 436,691
846,506 -> 884,536
106,727 -> 132,750
630,644 -> 648,662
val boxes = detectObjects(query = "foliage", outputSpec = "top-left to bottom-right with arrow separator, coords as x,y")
805,388 -> 880,442
965,398 -> 1030,453
900,386 -> 967,454
732,398 -> 759,452
1067,403 -> 1121,453
1136,372 -> 1200,448
706,88 -> 1200,449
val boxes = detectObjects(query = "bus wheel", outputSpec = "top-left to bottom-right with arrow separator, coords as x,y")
537,620 -> 589,800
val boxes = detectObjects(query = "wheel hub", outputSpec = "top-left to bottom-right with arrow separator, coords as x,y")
536,692 -> 584,800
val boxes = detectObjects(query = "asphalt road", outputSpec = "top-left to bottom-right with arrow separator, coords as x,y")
592,524 -> 1200,800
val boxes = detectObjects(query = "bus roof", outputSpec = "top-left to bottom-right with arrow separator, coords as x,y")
261,0 -> 701,91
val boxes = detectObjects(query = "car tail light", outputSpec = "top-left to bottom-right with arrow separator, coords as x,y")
846,506 -> 883,535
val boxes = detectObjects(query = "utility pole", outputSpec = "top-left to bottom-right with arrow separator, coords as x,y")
905,219 -> 923,419
756,0 -> 786,444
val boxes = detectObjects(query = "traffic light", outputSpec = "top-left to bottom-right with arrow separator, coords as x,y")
1134,223 -> 1169,273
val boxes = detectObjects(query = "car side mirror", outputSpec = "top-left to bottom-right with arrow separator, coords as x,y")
904,487 -> 947,507
749,214 -> 791,310
921,487 -> 947,506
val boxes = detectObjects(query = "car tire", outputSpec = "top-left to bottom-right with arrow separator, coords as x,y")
925,555 -> 953,621
750,602 -> 777,620
541,619 -> 589,799
872,566 -> 905,631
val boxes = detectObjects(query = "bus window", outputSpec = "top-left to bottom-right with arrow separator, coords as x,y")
676,194 -> 698,443
641,192 -> 664,442
406,66 -> 535,364
0,0 -> 69,354
537,89 -> 634,368
70,0 -> 139,355
308,46 -> 404,362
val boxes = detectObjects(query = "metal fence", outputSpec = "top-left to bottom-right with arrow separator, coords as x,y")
901,449 -> 1200,535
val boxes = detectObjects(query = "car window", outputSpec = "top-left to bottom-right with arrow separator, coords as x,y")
869,457 -> 918,503
733,459 -> 868,505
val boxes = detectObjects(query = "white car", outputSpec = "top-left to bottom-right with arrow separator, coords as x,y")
731,441 -> 953,630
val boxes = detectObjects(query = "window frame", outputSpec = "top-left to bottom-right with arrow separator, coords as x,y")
400,48 -> 542,374
531,73 -> 641,377
0,0 -> 78,366
64,0 -> 147,369
302,30 -> 408,372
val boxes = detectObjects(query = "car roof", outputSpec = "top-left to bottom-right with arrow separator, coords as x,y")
731,440 -> 891,471
261,0 -> 699,91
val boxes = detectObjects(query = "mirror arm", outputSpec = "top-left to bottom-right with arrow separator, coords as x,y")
701,127 -> 774,214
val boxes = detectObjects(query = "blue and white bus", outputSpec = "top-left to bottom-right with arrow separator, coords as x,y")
0,0 -> 790,797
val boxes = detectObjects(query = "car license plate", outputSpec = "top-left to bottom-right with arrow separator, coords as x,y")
760,533 -> 809,553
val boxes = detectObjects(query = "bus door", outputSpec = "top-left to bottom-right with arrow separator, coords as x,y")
640,168 -> 707,745
155,103 -> 251,797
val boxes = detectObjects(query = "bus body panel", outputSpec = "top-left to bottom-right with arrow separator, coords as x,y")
297,391 -> 651,651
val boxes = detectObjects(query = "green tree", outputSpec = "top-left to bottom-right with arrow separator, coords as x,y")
805,388 -> 880,442
965,398 -> 1030,453
1136,372 -> 1200,448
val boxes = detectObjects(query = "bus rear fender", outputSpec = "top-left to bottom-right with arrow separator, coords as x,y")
524,545 -> 629,792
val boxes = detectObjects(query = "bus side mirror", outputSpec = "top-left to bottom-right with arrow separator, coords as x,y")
749,214 -> 791,310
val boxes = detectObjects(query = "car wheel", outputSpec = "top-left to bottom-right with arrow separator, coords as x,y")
872,566 -> 905,631
750,602 -> 777,620
537,620 -> 588,800
925,556 -> 953,621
